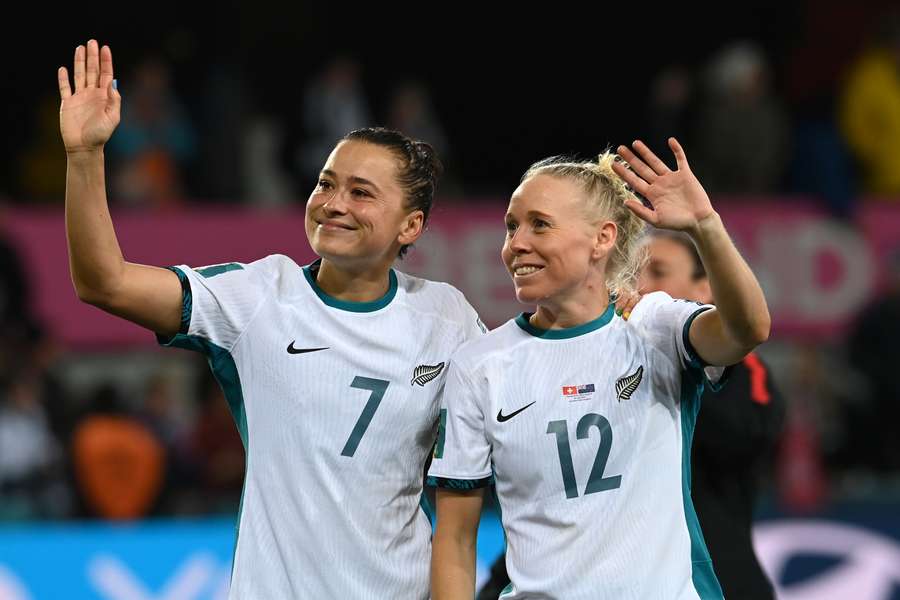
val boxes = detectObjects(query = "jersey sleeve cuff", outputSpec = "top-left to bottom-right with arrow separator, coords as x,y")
682,306 -> 713,370
426,475 -> 494,490
156,266 -> 192,346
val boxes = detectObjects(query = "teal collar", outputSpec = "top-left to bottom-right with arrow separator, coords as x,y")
515,303 -> 615,339
303,260 -> 398,313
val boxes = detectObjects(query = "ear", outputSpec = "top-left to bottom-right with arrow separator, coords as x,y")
397,209 -> 426,247
591,220 -> 618,262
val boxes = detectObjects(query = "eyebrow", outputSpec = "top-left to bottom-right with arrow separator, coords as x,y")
507,209 -> 554,220
320,170 -> 382,194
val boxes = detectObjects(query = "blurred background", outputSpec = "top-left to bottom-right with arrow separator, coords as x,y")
2,2 -> 900,598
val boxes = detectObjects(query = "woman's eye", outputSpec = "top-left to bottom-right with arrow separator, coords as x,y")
317,180 -> 332,190
534,219 -> 549,229
505,221 -> 517,233
352,188 -> 371,197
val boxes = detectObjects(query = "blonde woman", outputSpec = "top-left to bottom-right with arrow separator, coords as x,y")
428,139 -> 769,599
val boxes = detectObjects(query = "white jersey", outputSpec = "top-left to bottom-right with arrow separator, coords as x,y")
158,255 -> 484,599
428,292 -> 726,600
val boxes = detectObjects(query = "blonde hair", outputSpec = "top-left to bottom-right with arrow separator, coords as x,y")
522,151 -> 648,298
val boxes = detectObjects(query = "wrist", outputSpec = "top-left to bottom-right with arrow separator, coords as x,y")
686,211 -> 723,241
66,147 -> 104,164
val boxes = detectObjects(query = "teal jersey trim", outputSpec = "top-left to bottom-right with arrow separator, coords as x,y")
427,475 -> 494,490
434,408 -> 447,459
514,303 -> 615,339
682,306 -> 733,392
302,260 -> 397,312
161,267 -> 192,335
196,262 -> 244,278
680,368 -> 724,599
419,490 -> 435,530
682,306 -> 713,369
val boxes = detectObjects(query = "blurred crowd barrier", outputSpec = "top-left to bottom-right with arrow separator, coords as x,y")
3,199 -> 898,347
0,508 -> 898,599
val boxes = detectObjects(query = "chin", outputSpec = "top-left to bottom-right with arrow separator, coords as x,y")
514,285 -> 543,305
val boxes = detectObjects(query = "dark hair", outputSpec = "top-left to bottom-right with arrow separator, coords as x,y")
651,230 -> 706,280
341,127 -> 443,258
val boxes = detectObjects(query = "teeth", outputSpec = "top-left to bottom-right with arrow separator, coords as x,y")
514,266 -> 542,276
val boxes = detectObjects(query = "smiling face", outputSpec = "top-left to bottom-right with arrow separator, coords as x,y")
305,140 -> 423,271
501,174 -> 615,309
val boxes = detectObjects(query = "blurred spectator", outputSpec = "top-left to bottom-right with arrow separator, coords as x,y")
0,223 -> 45,395
0,372 -> 68,520
776,344 -> 829,512
296,57 -> 372,186
839,10 -> 900,197
645,65 -> 695,161
136,372 -> 194,513
71,385 -> 165,520
137,372 -> 185,449
387,81 -> 460,195
783,3 -> 862,217
106,56 -> 197,208
0,226 -> 31,334
242,113 -> 297,207
183,369 -> 244,514
196,62 -> 248,203
692,42 -> 791,195
846,249 -> 900,471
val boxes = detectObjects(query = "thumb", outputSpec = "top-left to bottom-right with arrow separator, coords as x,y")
107,79 -> 122,118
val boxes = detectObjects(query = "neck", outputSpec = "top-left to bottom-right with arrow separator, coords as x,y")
530,283 -> 611,330
315,258 -> 393,302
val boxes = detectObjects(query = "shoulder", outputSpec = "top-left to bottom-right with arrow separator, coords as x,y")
451,319 -> 521,367
396,271 -> 483,324
626,291 -> 674,327
627,291 -> 709,328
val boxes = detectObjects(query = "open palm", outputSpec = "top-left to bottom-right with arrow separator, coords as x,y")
58,40 -> 121,153
611,138 -> 714,232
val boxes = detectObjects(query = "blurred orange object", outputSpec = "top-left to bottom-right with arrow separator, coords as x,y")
72,415 -> 165,519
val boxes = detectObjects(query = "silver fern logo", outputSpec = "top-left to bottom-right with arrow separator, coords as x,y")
411,362 -> 445,386
615,366 -> 643,401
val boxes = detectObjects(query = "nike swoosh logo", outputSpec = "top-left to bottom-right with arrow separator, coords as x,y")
497,401 -> 536,423
286,342 -> 329,355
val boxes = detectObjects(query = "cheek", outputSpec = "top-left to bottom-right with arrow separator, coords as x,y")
306,193 -> 324,214
501,240 -> 513,264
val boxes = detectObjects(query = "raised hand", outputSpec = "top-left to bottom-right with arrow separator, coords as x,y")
58,40 -> 121,153
612,138 -> 715,233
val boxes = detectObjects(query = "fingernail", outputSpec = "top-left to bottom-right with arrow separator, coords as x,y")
112,79 -> 118,90
616,308 -> 623,316
623,311 -> 631,320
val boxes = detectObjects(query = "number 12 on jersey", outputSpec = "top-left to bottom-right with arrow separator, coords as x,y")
547,413 -> 622,499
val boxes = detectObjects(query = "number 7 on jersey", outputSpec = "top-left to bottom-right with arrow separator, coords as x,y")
341,376 -> 390,457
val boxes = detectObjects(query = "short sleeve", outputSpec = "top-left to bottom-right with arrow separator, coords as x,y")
458,292 -> 488,343
427,356 -> 493,490
629,291 -> 727,386
156,260 -> 270,352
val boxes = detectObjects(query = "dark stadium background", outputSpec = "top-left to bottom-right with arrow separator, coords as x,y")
2,3 -> 900,599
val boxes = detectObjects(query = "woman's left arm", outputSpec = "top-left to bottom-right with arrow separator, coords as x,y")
612,137 -> 770,366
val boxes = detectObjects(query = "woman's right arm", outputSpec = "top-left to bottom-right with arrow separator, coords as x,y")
61,40 -> 182,337
431,487 -> 484,600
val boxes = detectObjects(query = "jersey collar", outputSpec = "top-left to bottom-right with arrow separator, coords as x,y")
515,303 -> 615,339
303,259 -> 398,313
